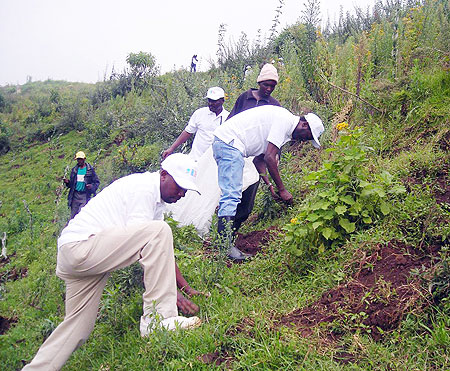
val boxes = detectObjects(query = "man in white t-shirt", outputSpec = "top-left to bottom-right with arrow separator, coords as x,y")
212,105 -> 325,261
23,154 -> 203,371
162,87 -> 229,160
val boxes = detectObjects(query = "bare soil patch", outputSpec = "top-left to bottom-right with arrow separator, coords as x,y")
277,241 -> 439,341
0,256 -> 28,283
234,226 -> 279,255
404,162 -> 450,205
0,316 -> 17,335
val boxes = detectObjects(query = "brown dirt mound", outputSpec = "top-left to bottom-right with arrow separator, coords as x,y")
234,226 -> 279,255
197,348 -> 233,367
0,316 -> 17,335
278,241 -> 438,341
404,163 -> 450,205
0,257 -> 28,283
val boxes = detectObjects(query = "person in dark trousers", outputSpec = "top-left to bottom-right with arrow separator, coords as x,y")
64,151 -> 100,219
226,63 -> 281,233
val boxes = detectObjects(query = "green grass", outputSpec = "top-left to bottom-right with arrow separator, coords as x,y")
0,124 -> 449,370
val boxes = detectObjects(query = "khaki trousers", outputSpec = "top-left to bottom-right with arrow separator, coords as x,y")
23,221 -> 177,371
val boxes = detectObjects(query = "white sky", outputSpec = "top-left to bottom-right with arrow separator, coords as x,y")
0,0 -> 376,86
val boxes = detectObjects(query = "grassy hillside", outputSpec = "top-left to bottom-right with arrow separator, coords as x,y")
1,1 -> 449,369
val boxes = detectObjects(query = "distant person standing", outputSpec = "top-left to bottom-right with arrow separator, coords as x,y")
190,54 -> 198,72
226,63 -> 281,232
64,151 -> 100,219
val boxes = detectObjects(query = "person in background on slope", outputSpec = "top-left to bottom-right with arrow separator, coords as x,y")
23,154 -> 203,371
162,87 -> 229,160
212,105 -> 325,262
64,151 -> 100,220
226,63 -> 281,233
190,54 -> 198,72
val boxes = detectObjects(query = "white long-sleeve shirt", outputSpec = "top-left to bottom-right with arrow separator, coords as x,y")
58,172 -> 166,247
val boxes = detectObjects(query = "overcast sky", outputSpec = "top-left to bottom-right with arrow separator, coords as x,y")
0,0 -> 376,86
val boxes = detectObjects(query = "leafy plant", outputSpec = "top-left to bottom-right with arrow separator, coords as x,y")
283,125 -> 405,261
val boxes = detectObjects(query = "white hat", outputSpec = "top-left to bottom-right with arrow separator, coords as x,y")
205,87 -> 225,100
305,113 -> 324,148
161,153 -> 201,194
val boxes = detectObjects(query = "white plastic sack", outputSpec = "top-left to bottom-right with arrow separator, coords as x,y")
165,146 -> 259,235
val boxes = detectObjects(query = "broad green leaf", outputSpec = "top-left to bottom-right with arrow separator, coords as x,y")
318,244 -> 325,254
380,200 -> 391,215
361,188 -> 375,197
304,172 -> 319,181
375,187 -> 386,197
335,205 -> 347,215
344,163 -> 353,174
389,185 -> 406,194
311,200 -> 331,210
340,195 -> 355,205
322,211 -> 335,220
322,228 -> 332,240
351,202 -> 362,212
339,218 -> 356,233
363,216 -> 373,224
306,213 -> 320,222
312,220 -> 324,230
379,170 -> 393,184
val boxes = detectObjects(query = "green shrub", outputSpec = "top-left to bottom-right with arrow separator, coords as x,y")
113,142 -> 162,174
283,125 -> 405,262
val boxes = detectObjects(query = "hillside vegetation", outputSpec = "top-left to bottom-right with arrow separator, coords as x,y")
1,1 -> 449,369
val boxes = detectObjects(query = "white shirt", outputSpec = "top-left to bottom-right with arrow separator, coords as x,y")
58,172 -> 166,247
185,106 -> 229,160
213,105 -> 299,157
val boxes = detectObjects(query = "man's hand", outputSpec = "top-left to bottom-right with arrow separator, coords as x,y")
63,178 -> 69,184
267,184 -> 280,200
177,290 -> 199,316
278,189 -> 293,205
161,149 -> 172,160
85,184 -> 92,190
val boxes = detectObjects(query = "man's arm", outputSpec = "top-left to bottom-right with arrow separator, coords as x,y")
253,155 -> 277,199
86,166 -> 100,194
263,143 -> 293,204
175,262 -> 203,316
162,131 -> 193,159
63,168 -> 74,188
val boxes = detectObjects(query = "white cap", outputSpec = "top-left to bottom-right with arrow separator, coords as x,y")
205,87 -> 225,100
161,153 -> 201,194
305,113 -> 325,148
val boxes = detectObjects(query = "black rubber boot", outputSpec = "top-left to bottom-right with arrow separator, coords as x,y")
217,216 -> 250,262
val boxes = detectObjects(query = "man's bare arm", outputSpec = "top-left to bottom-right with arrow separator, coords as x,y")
162,131 -> 192,159
264,143 -> 293,204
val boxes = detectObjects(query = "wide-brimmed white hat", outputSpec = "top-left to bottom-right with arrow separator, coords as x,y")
305,113 -> 324,148
161,153 -> 201,194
